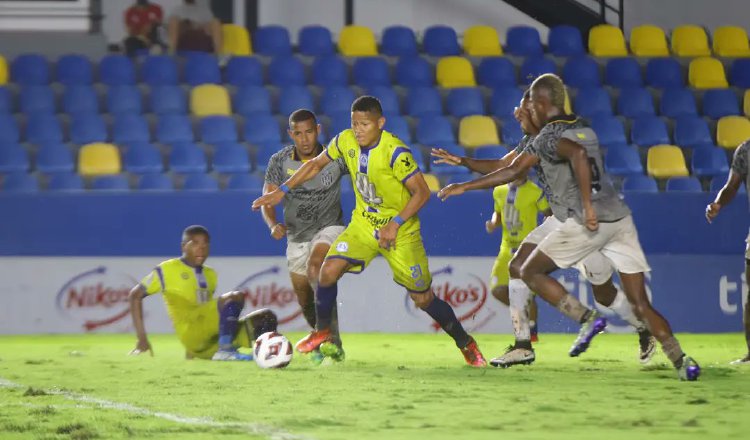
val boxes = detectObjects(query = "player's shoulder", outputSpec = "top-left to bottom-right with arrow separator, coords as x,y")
156,258 -> 182,272
737,139 -> 750,154
492,184 -> 508,198
202,264 -> 218,277
269,145 -> 294,162
335,129 -> 357,147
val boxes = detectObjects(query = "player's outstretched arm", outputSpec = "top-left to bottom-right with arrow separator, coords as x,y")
431,148 -> 516,175
128,284 -> 153,356
557,138 -> 597,231
252,151 -> 332,210
707,170 -> 743,223
438,152 -> 538,201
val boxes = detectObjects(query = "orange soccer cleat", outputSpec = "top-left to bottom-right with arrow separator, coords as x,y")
295,328 -> 333,354
460,336 -> 487,367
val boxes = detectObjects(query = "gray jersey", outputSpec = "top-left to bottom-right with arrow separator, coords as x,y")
512,135 -> 535,155
265,145 -> 348,242
527,115 -> 630,223
730,139 -> 750,207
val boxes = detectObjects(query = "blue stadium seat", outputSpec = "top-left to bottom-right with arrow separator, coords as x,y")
183,173 -> 219,191
395,56 -> 434,87
0,115 -> 20,143
278,85 -> 314,116
729,59 -> 750,88
666,176 -> 702,192
622,175 -> 658,193
0,87 -> 12,114
184,53 -> 221,86
320,86 -> 355,115
224,56 -> 263,86
70,114 -> 107,144
0,143 -> 29,173
416,115 -> 455,145
367,85 -> 400,115
226,173 -> 264,191
490,86 -> 523,119
574,88 -> 613,118
2,173 -> 38,192
169,142 -> 207,173
254,142 -> 283,171
25,114 -> 63,144
702,89 -> 739,119
646,58 -> 684,89
562,56 -> 601,89
617,88 -> 655,118
710,175 -> 746,193
11,54 -> 49,85
605,145 -> 643,176
674,116 -> 714,149
99,55 -> 135,86
107,85 -> 142,115
519,57 -> 557,85
244,114 -> 281,145
423,25 -> 460,56
124,142 -> 163,174
268,56 -> 306,87
56,54 -> 93,85
385,115 -> 411,143
630,116 -> 670,147
141,56 -> 178,86
298,25 -> 334,56
590,115 -> 627,147
150,86 -> 187,115
62,85 -> 99,115
254,25 -> 292,56
352,57 -> 390,88
91,175 -> 130,191
327,112 -> 351,137
446,88 -> 484,118
48,173 -> 84,191
406,87 -> 442,117
507,26 -> 543,56
156,114 -> 193,144
199,115 -> 238,144
113,114 -> 150,145
213,142 -> 250,174
501,117 -> 523,146
312,55 -> 349,87
473,145 -> 508,159
381,26 -> 418,57
659,88 -> 698,118
20,86 -> 55,114
477,57 -> 516,89
605,58 -> 643,88
691,148 -> 729,177
138,173 -> 174,191
36,142 -> 74,174
548,25 -> 585,56
233,86 -> 271,117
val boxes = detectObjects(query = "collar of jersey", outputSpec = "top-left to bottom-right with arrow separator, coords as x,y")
180,257 -> 203,271
359,133 -> 383,151
292,143 -> 323,162
546,114 -> 578,125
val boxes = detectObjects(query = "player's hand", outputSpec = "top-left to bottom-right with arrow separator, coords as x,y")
485,220 -> 497,234
583,205 -> 599,231
377,221 -> 399,250
252,190 -> 285,211
431,148 -> 462,166
129,339 -> 153,356
705,202 -> 721,223
438,183 -> 466,201
270,223 -> 287,239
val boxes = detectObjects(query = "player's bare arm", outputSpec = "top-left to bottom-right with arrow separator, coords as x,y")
252,151 -> 332,210
438,152 -> 538,201
128,284 -> 153,356
378,172 -> 431,250
706,170 -> 743,223
557,138 -> 597,231
431,148 -> 517,175
260,182 -> 287,239
486,211 -> 500,233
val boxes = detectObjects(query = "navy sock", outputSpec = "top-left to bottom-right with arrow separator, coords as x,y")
218,300 -> 243,349
315,283 -> 338,331
422,297 -> 470,348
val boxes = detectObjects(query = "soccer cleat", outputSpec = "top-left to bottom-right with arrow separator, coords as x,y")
569,312 -> 607,357
309,349 -> 325,365
490,346 -> 535,368
460,337 -> 487,367
319,342 -> 346,362
729,353 -> 750,365
638,329 -> 657,364
677,356 -> 701,381
295,328 -> 333,354
211,349 -> 253,361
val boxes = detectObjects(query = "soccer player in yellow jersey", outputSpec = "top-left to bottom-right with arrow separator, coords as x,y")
129,225 -> 278,360
253,96 -> 487,367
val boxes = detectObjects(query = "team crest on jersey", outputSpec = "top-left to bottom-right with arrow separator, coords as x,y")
348,149 -> 355,158
181,272 -> 189,280
359,154 -> 368,168
321,171 -> 334,186
336,242 -> 349,252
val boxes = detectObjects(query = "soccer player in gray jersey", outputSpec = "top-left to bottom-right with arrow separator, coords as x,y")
706,138 -> 750,364
261,109 -> 348,362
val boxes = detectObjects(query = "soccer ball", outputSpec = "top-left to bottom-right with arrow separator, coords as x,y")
253,332 -> 293,369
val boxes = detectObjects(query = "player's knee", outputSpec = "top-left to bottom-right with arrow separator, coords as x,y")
492,286 -> 509,305
518,262 -> 537,284
508,257 -> 523,280
306,261 -> 322,286
410,290 -> 435,309
219,290 -> 245,306
241,308 -> 278,339
318,261 -> 343,287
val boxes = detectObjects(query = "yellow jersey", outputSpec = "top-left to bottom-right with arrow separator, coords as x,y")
492,180 -> 549,249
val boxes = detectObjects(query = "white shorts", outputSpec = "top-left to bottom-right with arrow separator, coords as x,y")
286,225 -> 345,275
537,215 -> 651,274
745,228 -> 750,260
522,216 -> 562,246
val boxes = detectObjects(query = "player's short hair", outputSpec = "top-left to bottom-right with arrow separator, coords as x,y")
530,73 -> 566,111
288,109 -> 318,128
351,96 -> 383,116
182,225 -> 210,243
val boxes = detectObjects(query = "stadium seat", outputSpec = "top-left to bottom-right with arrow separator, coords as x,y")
190,84 -> 231,117
99,55 -> 135,86
298,25 -> 334,56
352,57 -> 390,88
710,175 -> 746,193
702,89 -> 740,119
674,115 -> 714,149
156,114 -> 193,144
666,176 -> 702,192
184,53 -> 220,86
0,115 -> 19,143
138,173 -> 174,191
244,114 -> 281,145
124,143 -> 163,174
506,26 -> 542,56
233,86 -> 271,117
548,25 -> 584,57
588,24 -> 628,56
458,115 -> 499,148
422,173 -> 441,192
11,54 -> 49,85
646,145 -> 689,178
717,115 -> 750,149
107,85 -> 142,115
381,26 -> 418,57
70,114 -> 107,144
416,115 -> 455,146
436,56 -> 476,88
2,173 -> 38,192
605,58 -> 643,88
729,59 -> 750,89
112,114 -> 150,145
20,85 -> 55,114
446,88 -> 484,118
574,87 -> 613,118
519,57 -> 556,85
477,57 -> 516,88
645,58 -> 684,89
712,26 -> 750,57
62,85 -> 99,115
225,173 -> 263,191
423,25 -> 461,56
253,25 -> 292,56
395,56 -> 434,87
617,88 -> 655,118
473,145 -> 508,160
689,57 -> 728,89
0,55 -> 7,85
312,55 -> 349,87
691,147 -> 730,177
500,117 -> 523,146
0,86 -> 11,113
56,54 -> 92,85
91,174 -> 129,191
48,173 -> 84,191
622,175 -> 658,193
141,55 -> 178,86
268,56 -> 306,87
320,86 -> 355,116
368,85 -> 400,115
212,141 -> 250,174
221,24 -> 252,56
591,115 -> 627,147
254,142 -> 283,170
672,25 -> 711,57
659,88 -> 698,118
25,114 -> 63,144
629,25 -> 670,57
224,56 -> 263,87
0,143 -> 29,173
278,85 -> 314,116
385,115 -> 411,143
338,25 -> 378,56
562,56 -> 601,89
745,90 -> 750,117
199,115 -> 238,144
169,142 -> 207,174
631,116 -> 670,147
150,85 -> 187,114
605,145 -> 643,176
490,86 -> 523,119
78,142 -> 121,176
463,25 -> 503,56
406,87 -> 443,117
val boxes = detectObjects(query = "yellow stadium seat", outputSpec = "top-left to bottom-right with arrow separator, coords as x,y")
463,25 -> 503,56
744,90 -> 750,117
0,54 -> 7,85
713,26 -> 750,57
717,116 -> 750,149
423,173 -> 441,193
588,24 -> 628,56
78,142 -> 121,176
630,25 -> 669,57
459,116 -> 500,148
338,25 -> 377,56
221,24 -> 252,56
190,84 -> 231,117
671,25 -> 711,57
647,145 -> 689,178
688,57 -> 728,89
436,56 -> 476,88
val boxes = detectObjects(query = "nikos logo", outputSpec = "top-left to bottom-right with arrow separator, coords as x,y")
235,266 -> 303,325
55,266 -> 136,331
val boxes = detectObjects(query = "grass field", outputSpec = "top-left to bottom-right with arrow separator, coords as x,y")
1,333 -> 749,440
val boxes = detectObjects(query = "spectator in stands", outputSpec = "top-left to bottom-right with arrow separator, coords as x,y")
123,0 -> 165,57
167,0 -> 222,55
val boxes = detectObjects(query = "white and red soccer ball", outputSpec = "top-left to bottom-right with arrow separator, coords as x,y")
254,332 -> 293,369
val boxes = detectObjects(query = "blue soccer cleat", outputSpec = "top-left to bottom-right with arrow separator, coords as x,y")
677,356 -> 701,381
569,312 -> 607,357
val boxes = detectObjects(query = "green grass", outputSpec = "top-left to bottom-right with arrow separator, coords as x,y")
1,333 -> 749,439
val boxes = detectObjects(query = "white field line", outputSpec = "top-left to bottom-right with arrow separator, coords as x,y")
0,377 -> 315,440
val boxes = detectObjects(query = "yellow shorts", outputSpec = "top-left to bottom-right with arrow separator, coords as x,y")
489,243 -> 518,290
326,216 -> 432,292
173,301 -> 252,359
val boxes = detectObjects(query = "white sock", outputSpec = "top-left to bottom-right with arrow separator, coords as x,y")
599,290 -> 644,330
509,278 -> 532,341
